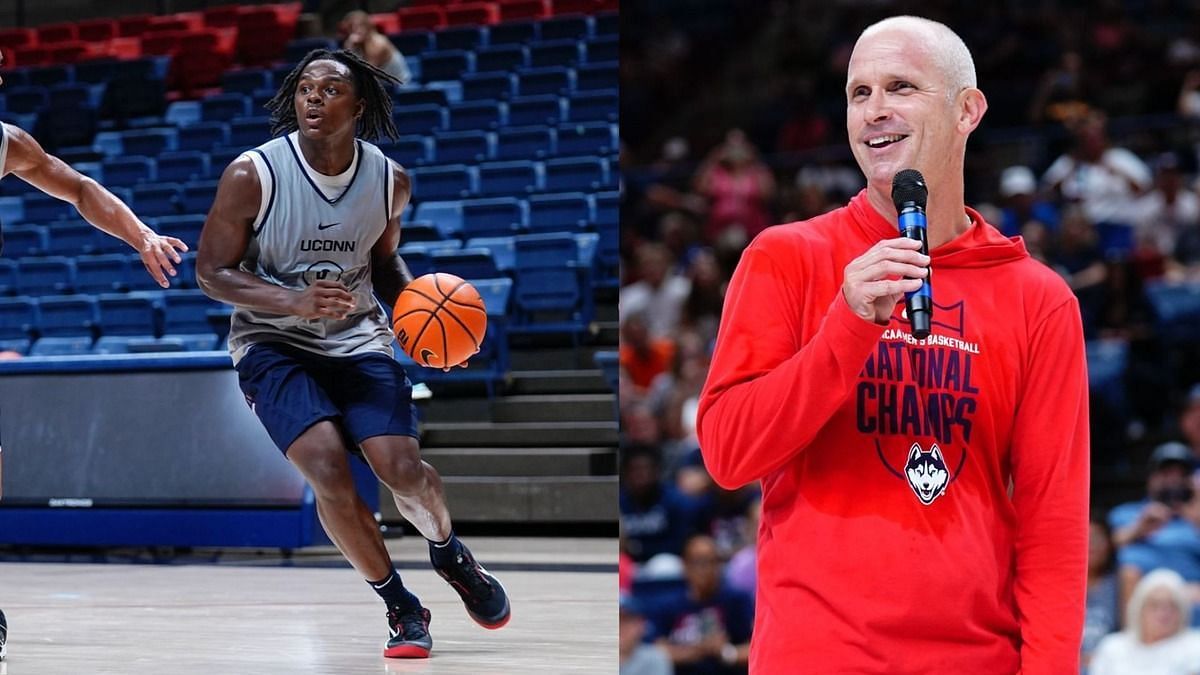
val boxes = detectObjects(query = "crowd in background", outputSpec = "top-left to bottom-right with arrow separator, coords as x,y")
618,1 -> 1200,673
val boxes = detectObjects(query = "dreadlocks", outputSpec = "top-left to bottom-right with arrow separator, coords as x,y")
266,48 -> 401,141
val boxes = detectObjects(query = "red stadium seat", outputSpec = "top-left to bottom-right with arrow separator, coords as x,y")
549,0 -> 598,14
77,19 -> 118,42
446,2 -> 500,26
397,6 -> 447,31
0,29 -> 35,50
142,31 -> 189,56
596,0 -> 617,11
371,13 -> 401,35
117,15 -> 154,38
12,46 -> 50,67
105,37 -> 143,60
236,6 -> 298,66
204,5 -> 241,28
36,23 -> 78,45
408,0 -> 452,6
499,0 -> 549,21
48,42 -> 89,65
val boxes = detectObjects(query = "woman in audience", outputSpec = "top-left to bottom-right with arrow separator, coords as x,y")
1090,568 -> 1200,674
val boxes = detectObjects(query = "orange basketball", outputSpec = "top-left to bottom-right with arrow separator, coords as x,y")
392,273 -> 487,370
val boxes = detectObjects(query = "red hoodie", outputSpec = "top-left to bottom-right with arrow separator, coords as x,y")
697,191 -> 1089,674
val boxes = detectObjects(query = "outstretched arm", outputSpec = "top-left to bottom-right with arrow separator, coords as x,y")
195,156 -> 354,320
3,123 -> 186,288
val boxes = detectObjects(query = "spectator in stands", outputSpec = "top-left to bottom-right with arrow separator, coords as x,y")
621,312 -> 677,395
1048,206 -> 1108,335
642,534 -> 752,674
1043,109 -> 1151,235
1133,153 -> 1200,267
646,328 -> 708,454
679,248 -> 724,343
619,444 -> 706,564
621,243 -> 692,340
1109,443 -> 1200,612
339,10 -> 411,85
1084,514 -> 1121,669
1029,50 -> 1090,125
1089,569 -> 1200,674
693,129 -> 776,249
724,497 -> 759,599
1183,385 -> 1200,459
620,595 -> 673,675
997,165 -> 1060,237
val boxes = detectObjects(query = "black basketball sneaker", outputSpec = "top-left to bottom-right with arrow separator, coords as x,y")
1,607 -> 7,660
384,604 -> 432,659
434,544 -> 511,629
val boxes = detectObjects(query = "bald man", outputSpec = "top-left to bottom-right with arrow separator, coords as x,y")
698,15 -> 1088,673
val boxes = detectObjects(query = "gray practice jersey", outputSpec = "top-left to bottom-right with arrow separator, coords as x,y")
227,131 -> 396,364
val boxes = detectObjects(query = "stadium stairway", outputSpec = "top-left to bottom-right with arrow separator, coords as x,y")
379,297 -> 618,527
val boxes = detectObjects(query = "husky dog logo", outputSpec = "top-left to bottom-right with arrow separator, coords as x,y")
904,443 -> 949,505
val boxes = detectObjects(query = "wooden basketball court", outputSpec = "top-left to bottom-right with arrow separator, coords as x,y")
0,536 -> 615,674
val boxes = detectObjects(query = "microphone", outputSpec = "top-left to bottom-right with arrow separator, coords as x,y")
891,169 -> 932,340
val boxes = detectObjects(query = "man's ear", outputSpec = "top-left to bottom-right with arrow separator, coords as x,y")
958,88 -> 988,134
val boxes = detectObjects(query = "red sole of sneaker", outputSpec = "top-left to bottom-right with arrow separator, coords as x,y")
384,645 -> 431,659
472,610 -> 512,630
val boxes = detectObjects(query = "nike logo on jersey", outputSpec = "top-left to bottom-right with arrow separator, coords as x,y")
316,222 -> 342,231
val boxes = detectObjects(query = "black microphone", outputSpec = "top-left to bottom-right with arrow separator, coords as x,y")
891,169 -> 932,340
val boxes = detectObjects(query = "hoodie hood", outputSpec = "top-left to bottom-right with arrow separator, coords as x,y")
847,189 -> 1028,269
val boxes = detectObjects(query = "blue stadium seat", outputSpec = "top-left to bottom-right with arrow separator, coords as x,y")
539,16 -> 590,41
474,45 -> 528,73
89,226 -> 129,254
165,100 -> 203,127
530,40 -> 584,68
22,193 -> 75,222
478,160 -> 540,197
400,240 -> 462,255
596,219 -> 617,287
594,190 -> 617,226
576,62 -> 617,91
208,148 -> 246,177
464,236 -> 516,273
431,248 -> 501,281
400,220 -> 441,242
433,130 -> 493,163
131,183 -> 181,218
544,156 -> 607,192
1145,281 -> 1200,344
448,101 -> 503,131
393,89 -> 449,108
1086,338 -> 1129,418
4,225 -> 48,257
5,87 -> 49,114
0,296 -> 36,339
101,156 -> 155,187
434,26 -> 485,52
181,180 -> 220,214
98,292 -> 159,336
595,12 -> 617,36
74,254 -> 131,293
0,196 -> 24,223
170,252 -> 198,289
461,72 -> 516,101
398,250 -> 433,278
410,165 -> 476,200
517,66 -> 575,97
568,89 -> 617,122
155,215 -> 206,250
222,69 -> 272,95
412,201 -> 464,239
177,122 -> 230,152
229,116 -> 273,148
529,191 -> 590,232
585,35 -> 618,64
392,104 -> 448,136
120,129 -> 176,157
422,50 -> 475,81
201,93 -> 251,122
36,294 -> 95,336
30,336 -> 94,356
380,136 -> 433,166
27,65 -> 72,88
496,126 -> 555,160
0,259 -> 18,295
507,94 -> 565,127
157,151 -> 210,183
47,83 -> 95,110
75,60 -> 118,84
46,222 -> 101,256
390,32 -> 433,56
17,256 -> 74,295
162,289 -> 222,335
462,197 -> 526,237
556,122 -> 615,156
284,38 -> 337,65
487,20 -> 536,45
512,232 -> 592,336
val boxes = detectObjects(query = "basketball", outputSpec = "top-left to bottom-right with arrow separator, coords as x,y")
392,273 -> 487,370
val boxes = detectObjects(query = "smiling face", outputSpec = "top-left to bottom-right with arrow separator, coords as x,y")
294,58 -> 364,140
846,24 -> 972,205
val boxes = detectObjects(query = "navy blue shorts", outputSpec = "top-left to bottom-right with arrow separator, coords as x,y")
235,342 -> 419,455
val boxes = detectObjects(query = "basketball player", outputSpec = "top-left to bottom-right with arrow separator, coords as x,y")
0,51 -> 188,661
697,16 -> 1089,673
195,50 -> 509,659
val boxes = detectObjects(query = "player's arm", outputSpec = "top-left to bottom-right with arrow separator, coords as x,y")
195,156 -> 354,320
3,123 -> 186,287
371,161 -> 414,308
1009,297 -> 1090,672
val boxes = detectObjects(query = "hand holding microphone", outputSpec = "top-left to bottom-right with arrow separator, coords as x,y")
891,169 -> 933,339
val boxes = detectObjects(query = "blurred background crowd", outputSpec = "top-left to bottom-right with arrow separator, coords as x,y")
618,1 -> 1200,673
